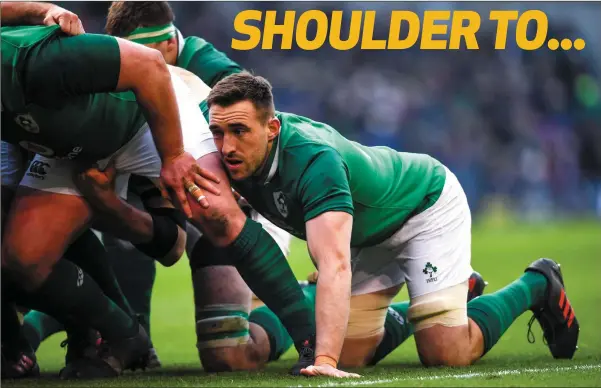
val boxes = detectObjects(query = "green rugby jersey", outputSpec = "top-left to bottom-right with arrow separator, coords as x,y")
232,112 -> 447,247
175,35 -> 243,122
177,36 -> 243,89
1,25 -> 146,162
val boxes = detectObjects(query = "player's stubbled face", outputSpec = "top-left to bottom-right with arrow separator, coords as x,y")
209,100 -> 275,181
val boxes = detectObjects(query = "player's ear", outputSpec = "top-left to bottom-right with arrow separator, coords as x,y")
267,116 -> 280,141
165,36 -> 178,54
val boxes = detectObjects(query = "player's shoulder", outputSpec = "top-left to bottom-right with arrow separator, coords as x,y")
183,35 -> 210,49
278,112 -> 341,155
179,35 -> 213,61
277,112 -> 342,173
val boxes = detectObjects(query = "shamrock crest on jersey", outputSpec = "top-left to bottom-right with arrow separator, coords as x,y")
15,113 -> 40,134
273,191 -> 289,218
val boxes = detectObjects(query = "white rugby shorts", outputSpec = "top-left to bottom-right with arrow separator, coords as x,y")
349,166 -> 473,299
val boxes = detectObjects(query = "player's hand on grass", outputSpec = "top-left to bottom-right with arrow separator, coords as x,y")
160,151 -> 221,217
43,5 -> 85,35
300,364 -> 361,378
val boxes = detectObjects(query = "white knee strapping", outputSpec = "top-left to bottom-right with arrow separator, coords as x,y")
195,304 -> 250,350
408,281 -> 469,332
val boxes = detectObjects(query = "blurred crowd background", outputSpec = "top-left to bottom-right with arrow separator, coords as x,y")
59,1 -> 601,221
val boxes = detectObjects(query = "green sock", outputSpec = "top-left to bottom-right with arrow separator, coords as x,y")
104,234 -> 156,336
21,310 -> 65,351
226,219 -> 315,345
65,229 -> 135,317
369,301 -> 414,365
468,271 -> 548,355
249,283 -> 317,361
249,306 -> 293,361
9,259 -> 137,341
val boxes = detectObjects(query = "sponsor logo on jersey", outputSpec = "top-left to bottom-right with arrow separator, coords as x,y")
26,160 -> 50,180
14,113 -> 40,134
273,191 -> 289,218
56,146 -> 83,160
19,141 -> 55,157
423,262 -> 438,283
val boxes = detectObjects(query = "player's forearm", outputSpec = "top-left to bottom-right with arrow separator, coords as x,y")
89,195 -> 154,244
115,39 -> 184,161
314,257 -> 352,366
136,68 -> 185,162
1,2 -> 52,25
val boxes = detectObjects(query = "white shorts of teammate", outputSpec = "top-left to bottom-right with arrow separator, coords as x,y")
4,68 -> 215,200
344,166 -> 473,339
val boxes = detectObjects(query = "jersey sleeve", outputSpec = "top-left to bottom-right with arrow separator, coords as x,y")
183,38 -> 243,87
296,148 -> 354,222
23,33 -> 121,107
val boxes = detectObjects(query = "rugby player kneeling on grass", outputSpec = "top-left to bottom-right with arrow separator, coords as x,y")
202,72 -> 580,377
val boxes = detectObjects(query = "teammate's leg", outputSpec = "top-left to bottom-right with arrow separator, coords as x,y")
188,209 -> 295,372
3,161 -> 150,377
189,261 -> 270,372
104,235 -> 156,335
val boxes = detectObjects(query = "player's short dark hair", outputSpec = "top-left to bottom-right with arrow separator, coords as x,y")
105,1 -> 175,37
207,72 -> 275,123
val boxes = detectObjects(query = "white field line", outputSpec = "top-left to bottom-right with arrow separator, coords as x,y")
289,364 -> 601,387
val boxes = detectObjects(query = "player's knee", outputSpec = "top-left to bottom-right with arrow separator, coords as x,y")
338,289 -> 396,368
199,346 -> 261,373
339,336 -> 383,368
1,242 -> 50,290
159,226 -> 186,267
133,208 -> 187,267
196,304 -> 256,372
411,282 -> 473,367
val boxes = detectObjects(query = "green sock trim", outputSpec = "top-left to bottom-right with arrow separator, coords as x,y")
249,306 -> 294,361
468,271 -> 547,355
196,329 -> 250,342
196,308 -> 249,320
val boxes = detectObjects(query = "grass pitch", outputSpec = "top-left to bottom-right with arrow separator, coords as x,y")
4,218 -> 601,387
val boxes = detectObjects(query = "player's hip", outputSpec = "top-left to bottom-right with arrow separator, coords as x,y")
349,166 -> 472,295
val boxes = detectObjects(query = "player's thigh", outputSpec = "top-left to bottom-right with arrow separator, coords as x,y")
2,158 -> 91,287
188,152 -> 246,246
338,283 -> 402,368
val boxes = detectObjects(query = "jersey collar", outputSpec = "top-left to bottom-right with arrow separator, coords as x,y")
176,28 -> 185,58
256,135 -> 280,185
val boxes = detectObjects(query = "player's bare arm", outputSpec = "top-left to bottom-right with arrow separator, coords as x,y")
74,165 -> 186,267
0,2 -> 84,35
301,211 -> 360,378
